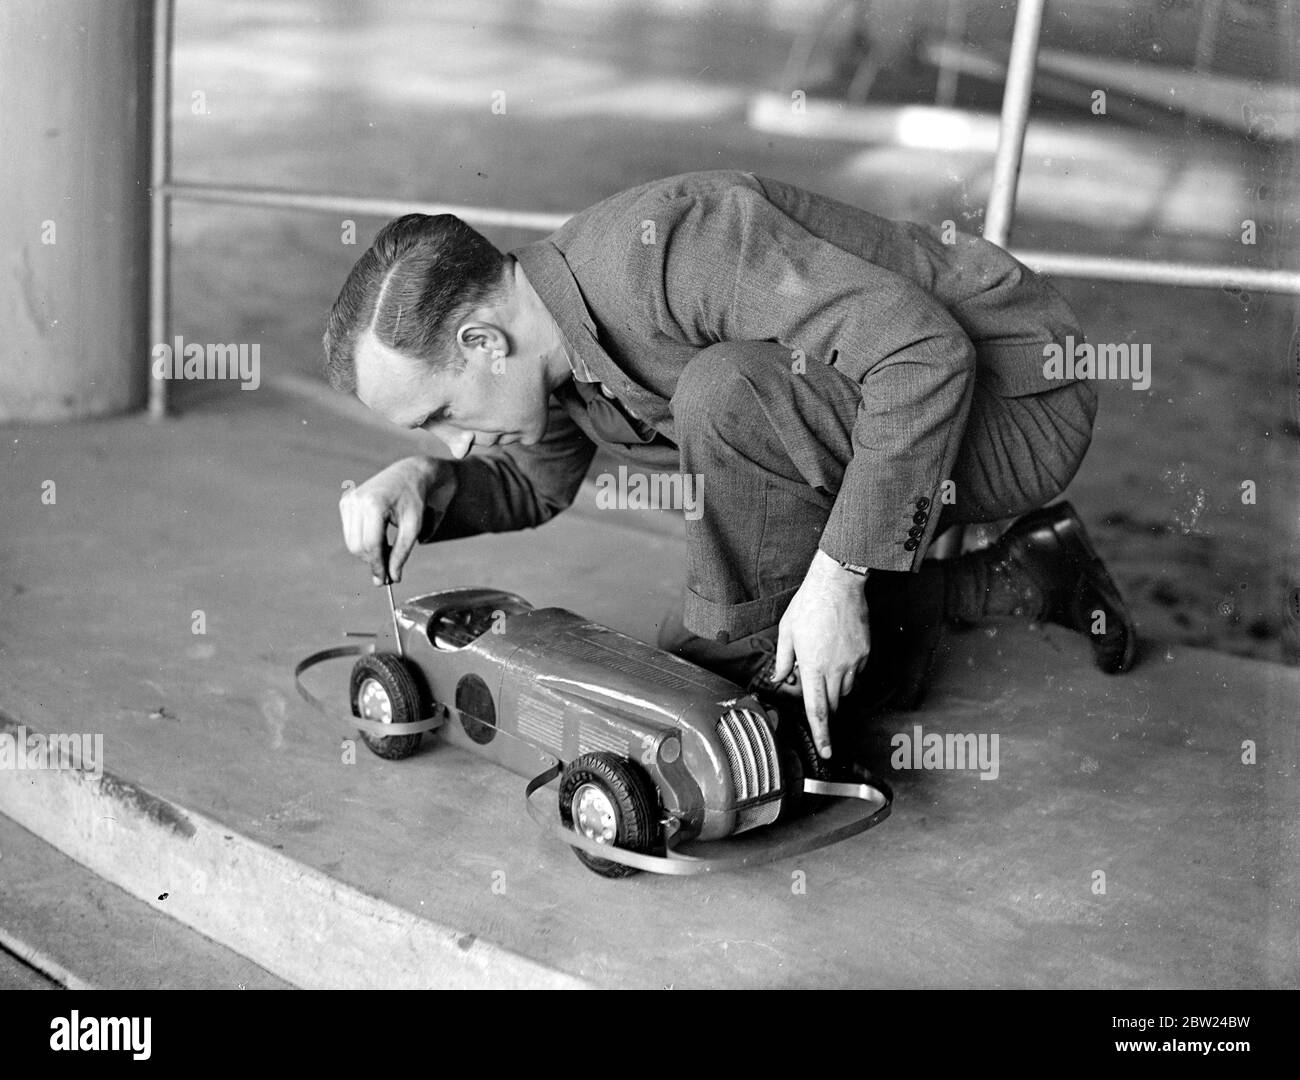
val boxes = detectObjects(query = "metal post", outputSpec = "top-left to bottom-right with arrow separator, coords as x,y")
781,0 -> 853,93
932,0 -> 1044,557
1193,0 -> 1225,73
148,0 -> 175,420
982,0 -> 1046,248
934,0 -> 969,108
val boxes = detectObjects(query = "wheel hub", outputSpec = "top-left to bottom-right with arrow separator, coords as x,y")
357,678 -> 393,723
572,783 -> 617,844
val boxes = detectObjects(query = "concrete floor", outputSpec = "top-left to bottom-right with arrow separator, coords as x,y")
2,386 -> 1296,988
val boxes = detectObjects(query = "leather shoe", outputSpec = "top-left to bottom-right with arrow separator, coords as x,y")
991,501 -> 1137,673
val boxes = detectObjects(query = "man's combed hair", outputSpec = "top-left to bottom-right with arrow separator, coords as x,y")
322,214 -> 507,393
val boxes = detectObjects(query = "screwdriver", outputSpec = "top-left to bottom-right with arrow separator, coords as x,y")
385,581 -> 404,658
378,532 -> 404,658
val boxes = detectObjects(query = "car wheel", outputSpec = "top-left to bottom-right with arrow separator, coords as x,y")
558,752 -> 658,878
350,652 -> 425,760
773,704 -> 833,820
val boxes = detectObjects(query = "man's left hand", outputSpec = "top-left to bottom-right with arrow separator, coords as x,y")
771,550 -> 871,760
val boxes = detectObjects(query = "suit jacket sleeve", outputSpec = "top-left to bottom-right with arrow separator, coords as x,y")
419,400 -> 597,541
652,182 -> 976,571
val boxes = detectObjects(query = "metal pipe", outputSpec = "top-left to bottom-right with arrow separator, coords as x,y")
163,181 -> 572,235
147,0 -> 174,421
154,171 -> 1300,335
982,0 -> 1046,248
934,0 -> 969,108
157,181 -> 1300,301
939,0 -> 1046,562
781,0 -> 854,93
1011,250 -> 1300,294
1193,0 -> 1225,73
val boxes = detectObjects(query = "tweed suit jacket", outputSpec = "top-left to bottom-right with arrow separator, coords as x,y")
423,170 -> 1082,572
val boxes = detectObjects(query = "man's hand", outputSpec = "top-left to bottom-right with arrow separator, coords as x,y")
771,550 -> 871,759
339,456 -> 455,585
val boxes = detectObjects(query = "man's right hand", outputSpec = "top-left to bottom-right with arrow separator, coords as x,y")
339,456 -> 455,585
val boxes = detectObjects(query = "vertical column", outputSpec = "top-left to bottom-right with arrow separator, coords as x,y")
0,0 -> 154,421
148,0 -> 174,420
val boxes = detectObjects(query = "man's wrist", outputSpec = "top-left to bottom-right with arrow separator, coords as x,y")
833,557 -> 871,576
424,459 -> 458,514
809,548 -> 871,590
415,457 -> 458,542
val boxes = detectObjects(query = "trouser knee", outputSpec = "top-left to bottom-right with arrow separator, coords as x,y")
671,342 -> 792,447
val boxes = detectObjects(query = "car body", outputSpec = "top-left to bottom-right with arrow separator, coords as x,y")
380,586 -> 787,847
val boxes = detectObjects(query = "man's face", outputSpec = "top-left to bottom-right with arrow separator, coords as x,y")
353,330 -> 552,458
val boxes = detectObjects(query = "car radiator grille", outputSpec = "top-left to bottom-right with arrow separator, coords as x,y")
715,707 -> 782,825
734,799 -> 782,832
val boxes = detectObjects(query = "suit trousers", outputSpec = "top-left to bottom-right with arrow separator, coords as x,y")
652,341 -> 1098,643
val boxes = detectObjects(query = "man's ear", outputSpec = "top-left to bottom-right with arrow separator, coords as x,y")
455,321 -> 508,363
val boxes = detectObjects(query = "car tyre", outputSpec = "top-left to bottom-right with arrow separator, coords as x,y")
350,652 -> 426,760
773,704 -> 833,820
558,752 -> 658,878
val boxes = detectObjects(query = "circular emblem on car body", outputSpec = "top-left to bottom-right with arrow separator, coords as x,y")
456,674 -> 496,744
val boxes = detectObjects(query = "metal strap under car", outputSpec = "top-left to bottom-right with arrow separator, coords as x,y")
524,764 -> 892,876
294,643 -> 447,737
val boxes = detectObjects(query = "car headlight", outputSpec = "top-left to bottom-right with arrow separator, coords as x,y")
658,734 -> 681,764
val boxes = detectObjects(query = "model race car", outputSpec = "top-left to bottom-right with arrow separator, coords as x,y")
298,587 -> 890,877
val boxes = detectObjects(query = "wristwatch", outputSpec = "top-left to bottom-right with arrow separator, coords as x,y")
834,559 -> 871,576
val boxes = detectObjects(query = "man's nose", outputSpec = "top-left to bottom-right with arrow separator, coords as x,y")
433,426 -> 475,459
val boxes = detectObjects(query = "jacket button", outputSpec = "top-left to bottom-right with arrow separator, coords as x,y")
917,497 -> 931,511
912,510 -> 928,525
903,538 -> 920,552
908,525 -> 925,539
